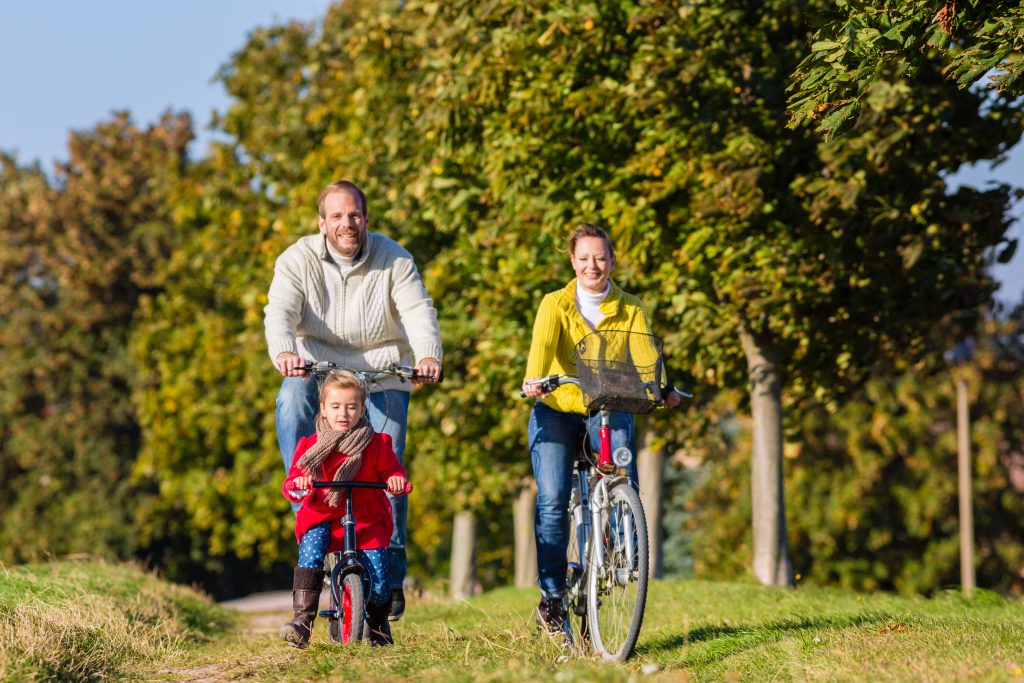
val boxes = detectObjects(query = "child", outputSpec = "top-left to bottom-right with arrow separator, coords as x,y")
279,370 -> 407,648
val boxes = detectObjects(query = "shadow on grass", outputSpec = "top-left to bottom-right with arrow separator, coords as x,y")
638,612 -> 897,666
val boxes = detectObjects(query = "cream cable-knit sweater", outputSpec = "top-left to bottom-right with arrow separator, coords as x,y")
265,233 -> 443,393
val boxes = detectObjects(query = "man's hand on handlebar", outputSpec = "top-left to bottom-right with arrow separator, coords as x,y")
277,352 -> 308,378
413,357 -> 442,386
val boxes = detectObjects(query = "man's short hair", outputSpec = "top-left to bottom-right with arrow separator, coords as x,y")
317,180 -> 367,217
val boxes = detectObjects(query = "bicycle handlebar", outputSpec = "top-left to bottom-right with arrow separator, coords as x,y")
301,361 -> 443,385
519,374 -> 692,400
310,480 -> 414,495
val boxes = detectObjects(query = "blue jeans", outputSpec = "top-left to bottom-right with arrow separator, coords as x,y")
528,401 -> 637,599
296,521 -> 391,607
276,376 -> 410,589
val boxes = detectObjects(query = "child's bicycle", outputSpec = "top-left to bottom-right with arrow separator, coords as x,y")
296,360 -> 436,643
521,330 -> 689,661
304,479 -> 413,644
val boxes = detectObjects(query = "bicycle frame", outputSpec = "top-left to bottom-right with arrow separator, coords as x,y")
310,480 -> 412,643
573,409 -> 632,600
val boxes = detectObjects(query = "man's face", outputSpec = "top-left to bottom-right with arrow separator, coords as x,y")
318,190 -> 368,257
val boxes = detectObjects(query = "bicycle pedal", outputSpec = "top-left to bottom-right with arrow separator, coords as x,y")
318,609 -> 338,619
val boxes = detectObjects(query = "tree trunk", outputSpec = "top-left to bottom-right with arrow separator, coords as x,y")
955,368 -> 976,595
514,481 -> 538,588
739,325 -> 793,586
636,425 -> 666,579
450,509 -> 478,599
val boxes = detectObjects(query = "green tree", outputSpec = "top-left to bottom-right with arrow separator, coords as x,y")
127,0 -> 1024,591
0,112 -> 192,563
391,0 -> 1022,585
788,1 -> 1024,137
683,311 -> 1024,595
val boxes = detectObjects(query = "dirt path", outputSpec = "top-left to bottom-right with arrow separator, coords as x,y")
219,589 -> 331,613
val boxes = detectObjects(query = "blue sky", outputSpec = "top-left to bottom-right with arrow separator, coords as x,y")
0,2 -> 1020,304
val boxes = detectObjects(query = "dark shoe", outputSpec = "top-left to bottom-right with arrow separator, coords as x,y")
535,596 -> 566,634
279,567 -> 324,648
387,588 -> 405,622
366,602 -> 395,646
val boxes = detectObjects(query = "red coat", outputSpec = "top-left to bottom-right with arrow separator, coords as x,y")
281,432 -> 406,551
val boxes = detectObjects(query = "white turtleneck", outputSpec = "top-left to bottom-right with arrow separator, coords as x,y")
326,242 -> 358,274
575,281 -> 609,330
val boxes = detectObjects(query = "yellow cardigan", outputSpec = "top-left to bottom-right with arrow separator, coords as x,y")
524,278 -> 655,415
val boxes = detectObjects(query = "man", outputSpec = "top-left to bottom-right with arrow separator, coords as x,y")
265,180 -> 442,621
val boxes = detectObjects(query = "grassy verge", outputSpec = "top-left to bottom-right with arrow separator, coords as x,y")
139,578 -> 1024,682
0,560 -> 233,682
4,562 -> 1022,682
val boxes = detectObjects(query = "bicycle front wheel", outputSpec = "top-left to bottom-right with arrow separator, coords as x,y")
587,482 -> 648,661
331,572 -> 365,644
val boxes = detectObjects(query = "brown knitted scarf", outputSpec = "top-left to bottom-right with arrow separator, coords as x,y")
296,414 -> 375,507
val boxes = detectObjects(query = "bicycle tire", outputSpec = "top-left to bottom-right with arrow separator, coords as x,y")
563,498 -> 589,652
331,573 -> 365,644
587,482 -> 648,661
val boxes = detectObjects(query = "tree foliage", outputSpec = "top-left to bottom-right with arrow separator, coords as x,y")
95,0 -> 1024,587
0,112 -> 192,563
788,1 -> 1024,137
681,311 -> 1024,595
2,0 -> 1023,595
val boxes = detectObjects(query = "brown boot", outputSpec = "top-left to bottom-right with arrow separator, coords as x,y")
279,567 -> 324,648
365,602 -> 394,646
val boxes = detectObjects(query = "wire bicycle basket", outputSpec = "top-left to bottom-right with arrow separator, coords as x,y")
573,330 -> 665,414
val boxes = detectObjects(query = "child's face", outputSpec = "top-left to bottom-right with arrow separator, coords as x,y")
320,386 -> 365,432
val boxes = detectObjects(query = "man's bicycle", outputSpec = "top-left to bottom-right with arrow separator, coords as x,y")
522,330 -> 689,661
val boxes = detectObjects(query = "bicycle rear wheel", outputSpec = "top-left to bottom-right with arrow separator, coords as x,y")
587,482 -> 648,661
563,498 -> 589,652
330,573 -> 365,644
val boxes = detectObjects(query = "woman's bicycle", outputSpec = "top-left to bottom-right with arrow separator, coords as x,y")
296,480 -> 413,644
522,330 -> 689,661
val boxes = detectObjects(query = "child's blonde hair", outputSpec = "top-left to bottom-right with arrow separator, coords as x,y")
320,370 -> 368,404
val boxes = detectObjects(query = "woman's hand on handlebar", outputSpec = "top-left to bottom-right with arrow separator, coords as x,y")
387,475 -> 408,495
276,352 -> 308,378
521,379 -> 547,398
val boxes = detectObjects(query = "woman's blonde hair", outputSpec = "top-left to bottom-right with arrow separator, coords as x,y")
567,222 -> 615,260
320,370 -> 368,405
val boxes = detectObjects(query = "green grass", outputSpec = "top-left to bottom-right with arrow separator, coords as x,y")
0,560 -> 234,682
4,562 -> 1024,681
145,577 -> 1024,682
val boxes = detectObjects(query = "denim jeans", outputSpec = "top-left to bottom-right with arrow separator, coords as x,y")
528,401 -> 637,599
276,376 -> 410,589
296,521 -> 391,607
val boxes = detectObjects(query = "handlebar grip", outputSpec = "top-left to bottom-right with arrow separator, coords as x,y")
411,369 -> 444,384
403,482 -> 413,494
519,388 -> 527,399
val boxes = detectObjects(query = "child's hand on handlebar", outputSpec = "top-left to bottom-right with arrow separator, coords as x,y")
386,475 -> 408,495
291,475 -> 313,494
663,392 -> 682,409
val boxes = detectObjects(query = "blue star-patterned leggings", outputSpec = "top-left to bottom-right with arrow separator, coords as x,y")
297,521 -> 391,608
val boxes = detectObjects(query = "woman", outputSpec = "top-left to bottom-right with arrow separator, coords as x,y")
521,222 -> 679,632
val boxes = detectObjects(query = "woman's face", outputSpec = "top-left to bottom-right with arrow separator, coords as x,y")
320,386 -> 365,432
571,235 -> 615,294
